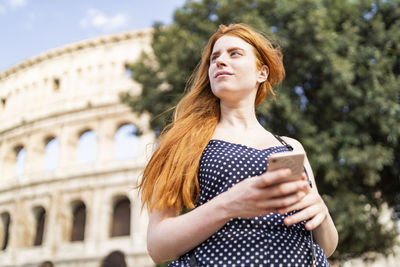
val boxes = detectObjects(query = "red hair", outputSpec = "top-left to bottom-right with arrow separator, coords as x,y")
139,24 -> 285,212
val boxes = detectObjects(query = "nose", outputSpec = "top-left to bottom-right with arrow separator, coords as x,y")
216,54 -> 227,68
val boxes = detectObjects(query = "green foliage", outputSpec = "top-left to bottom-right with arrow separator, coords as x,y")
122,0 -> 400,261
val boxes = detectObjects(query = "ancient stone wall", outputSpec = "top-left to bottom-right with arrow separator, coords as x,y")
0,29 -> 154,267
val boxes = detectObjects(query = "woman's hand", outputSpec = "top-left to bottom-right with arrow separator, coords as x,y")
222,169 -> 310,219
277,178 -> 329,230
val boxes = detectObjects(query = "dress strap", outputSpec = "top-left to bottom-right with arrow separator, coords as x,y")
273,134 -> 294,151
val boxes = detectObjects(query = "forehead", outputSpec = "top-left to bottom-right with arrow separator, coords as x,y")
211,35 -> 254,53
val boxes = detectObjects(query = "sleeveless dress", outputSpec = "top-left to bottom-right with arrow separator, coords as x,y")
169,139 -> 330,267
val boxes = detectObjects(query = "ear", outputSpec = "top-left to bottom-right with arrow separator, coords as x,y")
257,65 -> 269,83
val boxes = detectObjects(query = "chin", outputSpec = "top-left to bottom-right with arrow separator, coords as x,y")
211,87 -> 234,98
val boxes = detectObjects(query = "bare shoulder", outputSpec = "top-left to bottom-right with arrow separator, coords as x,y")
281,136 -> 306,153
282,136 -> 316,183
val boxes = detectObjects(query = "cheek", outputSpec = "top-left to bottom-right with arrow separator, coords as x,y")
208,66 -> 216,85
208,64 -> 215,76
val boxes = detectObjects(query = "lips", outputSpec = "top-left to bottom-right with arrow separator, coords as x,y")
214,71 -> 233,78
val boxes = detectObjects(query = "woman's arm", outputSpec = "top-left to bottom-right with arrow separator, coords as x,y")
303,152 -> 338,257
147,192 -> 231,264
279,137 -> 339,257
147,168 -> 309,263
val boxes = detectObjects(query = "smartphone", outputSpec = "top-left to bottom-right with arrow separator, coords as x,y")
267,151 -> 305,182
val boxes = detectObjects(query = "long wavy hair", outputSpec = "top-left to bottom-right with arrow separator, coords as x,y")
139,24 -> 285,212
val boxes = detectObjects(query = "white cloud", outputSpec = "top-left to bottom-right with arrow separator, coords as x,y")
80,8 -> 128,31
8,0 -> 27,7
0,0 -> 28,14
0,4 -> 6,14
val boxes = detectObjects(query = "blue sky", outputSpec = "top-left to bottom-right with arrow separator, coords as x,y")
0,0 -> 186,72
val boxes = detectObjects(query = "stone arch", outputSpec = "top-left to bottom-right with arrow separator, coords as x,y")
76,128 -> 97,164
100,250 -> 127,267
124,62 -> 133,78
2,143 -> 23,179
43,135 -> 59,171
70,200 -> 86,242
110,196 -> 131,237
52,77 -> 61,91
32,206 -> 46,246
38,261 -> 54,267
0,211 -> 11,250
114,122 -> 139,160
14,144 -> 26,178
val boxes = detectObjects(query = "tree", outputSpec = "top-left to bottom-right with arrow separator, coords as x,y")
120,0 -> 400,262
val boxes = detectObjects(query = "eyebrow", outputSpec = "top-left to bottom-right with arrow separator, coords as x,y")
210,47 -> 246,59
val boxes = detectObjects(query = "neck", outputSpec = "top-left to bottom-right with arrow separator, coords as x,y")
218,99 -> 261,130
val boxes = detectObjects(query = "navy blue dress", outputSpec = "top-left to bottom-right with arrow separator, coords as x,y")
169,139 -> 330,266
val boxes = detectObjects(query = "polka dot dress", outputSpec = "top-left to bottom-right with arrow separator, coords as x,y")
169,139 -> 330,267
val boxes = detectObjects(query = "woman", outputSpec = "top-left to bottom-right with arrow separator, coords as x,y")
139,24 -> 338,266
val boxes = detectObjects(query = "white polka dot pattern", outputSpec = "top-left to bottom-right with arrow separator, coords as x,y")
169,140 -> 330,267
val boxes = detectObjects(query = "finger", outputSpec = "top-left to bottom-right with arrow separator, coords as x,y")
267,180 -> 309,198
277,192 -> 313,214
260,191 -> 306,210
305,213 -> 326,230
283,205 -> 320,226
255,169 -> 292,187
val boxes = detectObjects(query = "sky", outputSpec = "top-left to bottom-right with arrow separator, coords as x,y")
0,0 -> 186,72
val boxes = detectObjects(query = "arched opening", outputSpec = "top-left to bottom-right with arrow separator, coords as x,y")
1,212 -> 10,250
77,130 -> 97,164
114,124 -> 139,160
124,62 -> 133,78
53,77 -> 60,91
38,261 -> 54,267
1,97 -> 6,109
33,206 -> 46,246
71,201 -> 86,242
15,145 -> 26,178
44,137 -> 59,171
101,250 -> 127,267
110,197 -> 130,237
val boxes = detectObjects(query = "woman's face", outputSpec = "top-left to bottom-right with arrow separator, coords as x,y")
208,35 -> 267,104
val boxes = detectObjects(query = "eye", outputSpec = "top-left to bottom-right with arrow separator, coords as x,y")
210,55 -> 218,61
230,50 -> 242,57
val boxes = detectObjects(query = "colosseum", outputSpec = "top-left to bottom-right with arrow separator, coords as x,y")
0,29 -> 155,267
